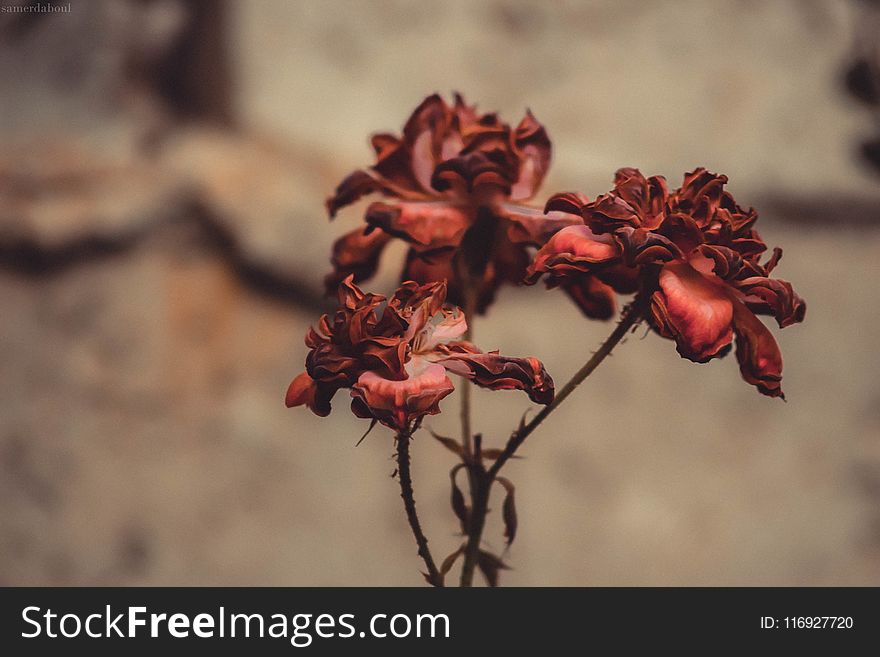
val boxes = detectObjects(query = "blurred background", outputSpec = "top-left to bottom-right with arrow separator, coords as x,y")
1,0 -> 879,586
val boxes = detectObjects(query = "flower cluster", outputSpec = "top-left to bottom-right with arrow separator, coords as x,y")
286,276 -> 554,430
287,93 -> 808,588
325,93 -> 585,315
528,167 -> 806,396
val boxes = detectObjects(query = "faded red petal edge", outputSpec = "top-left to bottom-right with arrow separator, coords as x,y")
436,343 -> 555,405
732,300 -> 785,398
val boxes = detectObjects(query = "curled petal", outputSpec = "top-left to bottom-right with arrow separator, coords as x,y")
431,148 -> 515,197
527,225 -> 620,281
285,371 -> 338,417
366,200 -> 471,250
324,228 -> 392,294
735,276 -> 806,328
286,371 -> 317,409
502,203 -> 583,245
544,191 -> 590,215
359,338 -> 409,380
402,93 -> 451,148
612,168 -> 668,229
451,91 -> 481,128
729,236 -> 767,258
388,279 -> 448,341
389,279 -> 448,317
351,362 -> 454,429
762,247 -> 783,274
691,244 -> 745,281
371,140 -> 428,196
651,263 -> 734,363
510,110 -> 552,201
659,212 -> 705,254
582,194 -> 642,232
417,307 -> 469,352
307,344 -> 363,387
674,168 -> 727,219
613,226 -> 682,266
371,132 -> 401,157
325,170 -> 383,218
559,275 -> 617,320
435,344 -> 555,405
336,274 -> 374,310
731,301 -> 784,398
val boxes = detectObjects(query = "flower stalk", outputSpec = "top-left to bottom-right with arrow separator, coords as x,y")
396,429 -> 442,587
458,290 -> 650,586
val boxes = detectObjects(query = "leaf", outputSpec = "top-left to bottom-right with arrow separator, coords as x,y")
355,418 -> 378,446
449,464 -> 470,533
477,550 -> 510,588
497,477 -> 517,547
440,547 -> 464,576
480,448 -> 520,461
517,409 -> 532,433
431,430 -> 463,457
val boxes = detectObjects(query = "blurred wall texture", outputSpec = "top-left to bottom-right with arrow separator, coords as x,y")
1,0 -> 879,585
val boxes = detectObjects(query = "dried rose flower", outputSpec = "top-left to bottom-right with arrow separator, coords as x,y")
528,168 -> 806,397
324,93 -> 583,314
286,276 -> 554,430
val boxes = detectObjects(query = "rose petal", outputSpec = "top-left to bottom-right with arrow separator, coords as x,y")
351,362 -> 454,429
544,191 -> 590,215
735,276 -> 806,328
651,263 -> 734,362
431,147 -> 515,197
365,200 -> 471,250
559,275 -> 617,320
527,225 -> 620,281
611,168 -> 668,229
510,110 -> 552,201
285,371 -> 340,417
435,344 -> 554,405
324,228 -> 392,294
418,308 -> 468,351
502,203 -> 582,246
731,300 -> 785,397
325,170 -> 383,218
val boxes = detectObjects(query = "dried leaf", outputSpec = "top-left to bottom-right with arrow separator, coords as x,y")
497,477 -> 517,547
449,464 -> 470,533
431,430 -> 463,457
477,550 -> 510,588
480,448 -> 520,461
440,547 -> 464,576
355,418 -> 378,446
517,409 -> 532,433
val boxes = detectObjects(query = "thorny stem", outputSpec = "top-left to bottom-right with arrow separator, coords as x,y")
396,430 -> 442,587
458,291 -> 650,587
488,293 -> 649,479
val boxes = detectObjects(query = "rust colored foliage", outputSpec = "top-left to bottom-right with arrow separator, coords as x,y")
325,93 -> 596,315
529,168 -> 806,397
286,277 -> 554,430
